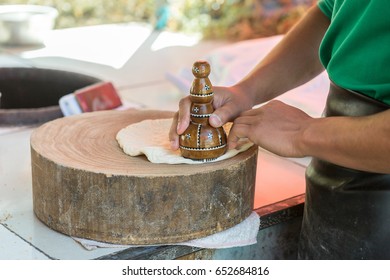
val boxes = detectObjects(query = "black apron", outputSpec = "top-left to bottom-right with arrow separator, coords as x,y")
298,81 -> 390,259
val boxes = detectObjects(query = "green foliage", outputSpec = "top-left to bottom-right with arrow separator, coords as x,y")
0,0 -> 315,40
0,0 -> 156,28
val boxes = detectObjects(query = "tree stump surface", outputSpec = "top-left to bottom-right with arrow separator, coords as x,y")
31,109 -> 258,245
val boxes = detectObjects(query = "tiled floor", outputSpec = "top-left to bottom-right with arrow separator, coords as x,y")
0,23 -> 325,259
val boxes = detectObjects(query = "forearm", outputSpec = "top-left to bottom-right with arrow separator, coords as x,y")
236,5 -> 330,105
301,109 -> 390,173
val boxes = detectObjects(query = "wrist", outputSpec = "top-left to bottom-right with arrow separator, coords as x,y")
299,117 -> 328,159
233,80 -> 259,108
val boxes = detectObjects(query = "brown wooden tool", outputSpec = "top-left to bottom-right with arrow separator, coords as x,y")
30,109 -> 258,245
179,61 -> 227,161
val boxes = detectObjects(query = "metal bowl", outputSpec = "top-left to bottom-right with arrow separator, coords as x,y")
0,5 -> 58,46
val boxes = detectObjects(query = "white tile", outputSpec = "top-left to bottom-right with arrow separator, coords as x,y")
0,225 -> 49,260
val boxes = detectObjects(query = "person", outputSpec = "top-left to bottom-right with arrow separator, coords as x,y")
169,0 -> 390,259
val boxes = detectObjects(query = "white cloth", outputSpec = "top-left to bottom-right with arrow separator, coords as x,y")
73,211 -> 260,250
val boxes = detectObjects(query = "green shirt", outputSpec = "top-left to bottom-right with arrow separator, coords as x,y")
317,0 -> 390,104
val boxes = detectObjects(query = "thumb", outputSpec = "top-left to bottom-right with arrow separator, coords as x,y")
209,104 -> 238,128
209,113 -> 223,127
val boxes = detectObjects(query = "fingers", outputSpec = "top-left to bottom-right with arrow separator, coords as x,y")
169,112 -> 180,150
169,96 -> 191,150
227,123 -> 251,149
209,102 -> 241,128
209,113 -> 223,127
170,86 -> 251,150
177,96 -> 192,134
227,112 -> 261,149
210,86 -> 254,128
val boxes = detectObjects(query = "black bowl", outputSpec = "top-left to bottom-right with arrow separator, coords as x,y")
0,67 -> 101,125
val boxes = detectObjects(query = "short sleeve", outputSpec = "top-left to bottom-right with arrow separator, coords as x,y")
317,0 -> 334,19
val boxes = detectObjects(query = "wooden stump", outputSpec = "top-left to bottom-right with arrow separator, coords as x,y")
30,109 -> 258,245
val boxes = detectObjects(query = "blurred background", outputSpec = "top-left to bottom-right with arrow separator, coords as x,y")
0,1 -> 324,261
0,0 -> 316,41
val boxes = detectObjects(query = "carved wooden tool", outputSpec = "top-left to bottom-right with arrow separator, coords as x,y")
179,61 -> 227,161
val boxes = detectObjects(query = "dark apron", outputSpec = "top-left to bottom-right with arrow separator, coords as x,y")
298,81 -> 390,259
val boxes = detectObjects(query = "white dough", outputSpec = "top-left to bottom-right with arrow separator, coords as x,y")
116,118 -> 253,164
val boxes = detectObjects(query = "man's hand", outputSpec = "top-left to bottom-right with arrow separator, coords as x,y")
228,100 -> 311,157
